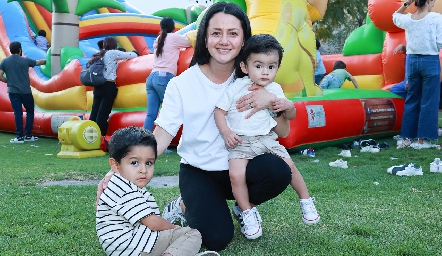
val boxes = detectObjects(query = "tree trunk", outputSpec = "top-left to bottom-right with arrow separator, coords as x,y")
50,0 -> 79,76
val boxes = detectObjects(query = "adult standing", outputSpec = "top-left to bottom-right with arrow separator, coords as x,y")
89,37 -> 138,136
393,0 -> 442,149
143,17 -> 191,131
314,39 -> 326,85
0,41 -> 46,143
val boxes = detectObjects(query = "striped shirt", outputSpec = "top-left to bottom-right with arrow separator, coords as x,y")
96,174 -> 159,255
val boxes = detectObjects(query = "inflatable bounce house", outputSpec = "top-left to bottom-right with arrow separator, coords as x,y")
0,0 -> 434,150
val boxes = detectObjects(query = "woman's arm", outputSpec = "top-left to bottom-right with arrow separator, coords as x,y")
272,114 -> 290,138
236,86 -> 277,119
153,125 -> 174,157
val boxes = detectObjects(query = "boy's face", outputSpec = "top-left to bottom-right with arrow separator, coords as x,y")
109,145 -> 155,188
240,51 -> 280,87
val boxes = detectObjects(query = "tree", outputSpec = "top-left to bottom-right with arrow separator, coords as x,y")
8,0 -> 126,75
313,0 -> 368,54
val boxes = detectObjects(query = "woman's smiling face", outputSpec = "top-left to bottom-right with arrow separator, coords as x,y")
205,12 -> 244,66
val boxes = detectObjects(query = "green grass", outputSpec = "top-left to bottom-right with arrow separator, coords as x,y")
1,132 -> 442,256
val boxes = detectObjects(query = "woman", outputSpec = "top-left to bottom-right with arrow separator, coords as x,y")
89,37 -> 138,136
143,17 -> 191,131
154,2 -> 297,250
393,0 -> 442,149
98,2 -> 294,251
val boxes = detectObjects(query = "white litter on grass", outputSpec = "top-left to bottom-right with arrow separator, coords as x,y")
373,182 -> 379,185
312,159 -> 319,162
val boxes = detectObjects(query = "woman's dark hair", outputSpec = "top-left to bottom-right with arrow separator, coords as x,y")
414,0 -> 430,8
38,30 -> 46,37
333,60 -> 346,70
9,41 -> 21,54
236,34 -> 284,78
89,36 -> 117,64
156,17 -> 175,57
316,39 -> 321,50
108,126 -> 158,163
190,2 -> 251,67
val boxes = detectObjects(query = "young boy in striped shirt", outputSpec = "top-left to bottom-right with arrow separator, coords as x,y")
96,126 -> 214,256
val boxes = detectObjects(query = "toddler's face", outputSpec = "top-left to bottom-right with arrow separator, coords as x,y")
110,145 -> 155,188
240,51 -> 280,87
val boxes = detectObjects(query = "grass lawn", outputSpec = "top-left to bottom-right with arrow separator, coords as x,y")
0,131 -> 441,256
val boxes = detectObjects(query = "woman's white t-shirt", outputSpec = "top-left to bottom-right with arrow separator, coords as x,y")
155,65 -> 235,171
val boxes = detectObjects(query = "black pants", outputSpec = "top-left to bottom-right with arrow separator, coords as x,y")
89,81 -> 118,136
180,154 -> 291,251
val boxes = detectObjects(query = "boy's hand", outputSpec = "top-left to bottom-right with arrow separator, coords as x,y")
223,130 -> 242,148
270,98 -> 289,113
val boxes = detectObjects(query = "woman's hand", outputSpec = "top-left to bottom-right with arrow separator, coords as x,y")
236,85 -> 277,119
95,170 -> 114,211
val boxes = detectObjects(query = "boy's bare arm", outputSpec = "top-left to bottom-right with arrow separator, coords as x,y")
214,107 -> 241,148
141,214 -> 176,231
350,76 -> 359,89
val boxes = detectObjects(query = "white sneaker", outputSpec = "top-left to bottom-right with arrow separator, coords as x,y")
397,138 -> 412,149
387,163 -> 423,176
162,195 -> 187,226
299,197 -> 320,225
338,149 -> 351,158
329,159 -> 348,169
430,158 -> 441,173
410,140 -> 436,150
360,145 -> 380,153
241,207 -> 262,239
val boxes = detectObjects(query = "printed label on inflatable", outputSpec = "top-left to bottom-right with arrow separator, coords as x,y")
51,115 -> 84,133
360,99 -> 396,134
306,105 -> 326,128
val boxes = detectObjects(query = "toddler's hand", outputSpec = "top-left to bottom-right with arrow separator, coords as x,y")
270,98 -> 289,113
223,131 -> 242,148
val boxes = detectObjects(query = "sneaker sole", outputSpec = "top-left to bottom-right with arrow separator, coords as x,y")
303,215 -> 320,225
243,228 -> 262,239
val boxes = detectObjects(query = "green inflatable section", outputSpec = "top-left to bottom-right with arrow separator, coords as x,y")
153,8 -> 188,24
342,13 -> 385,56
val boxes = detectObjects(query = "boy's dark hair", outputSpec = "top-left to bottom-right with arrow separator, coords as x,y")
38,30 -> 46,37
316,39 -> 321,50
190,2 -> 252,67
9,41 -> 21,54
236,34 -> 284,78
97,40 -> 104,50
333,60 -> 346,70
156,17 -> 175,57
108,126 -> 158,163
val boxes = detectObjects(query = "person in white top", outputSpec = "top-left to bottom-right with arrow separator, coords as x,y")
143,17 -> 192,131
392,0 -> 442,149
98,2 -> 298,252
88,36 -> 138,136
214,34 -> 319,239
96,126 -> 220,256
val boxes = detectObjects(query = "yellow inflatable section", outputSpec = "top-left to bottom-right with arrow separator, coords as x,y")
246,0 -> 327,97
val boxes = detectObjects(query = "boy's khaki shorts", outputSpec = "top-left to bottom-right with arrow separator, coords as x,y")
228,131 -> 290,160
